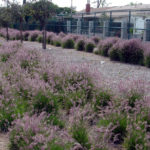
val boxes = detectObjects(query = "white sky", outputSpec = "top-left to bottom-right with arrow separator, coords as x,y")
52,0 -> 150,10
0,0 -> 150,10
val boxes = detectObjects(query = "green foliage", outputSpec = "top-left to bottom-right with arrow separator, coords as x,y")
85,42 -> 95,53
30,0 -> 57,26
76,40 -> 85,51
47,115 -> 65,129
99,45 -> 112,56
109,47 -> 120,61
29,34 -> 38,42
62,39 -> 74,49
20,60 -> 30,69
71,122 -> 91,149
54,41 -> 61,47
145,55 -> 150,68
123,126 -> 147,150
1,54 -> 10,62
37,35 -> 43,43
128,91 -> 143,107
98,113 -> 127,144
0,7 -> 11,27
94,90 -> 111,111
33,92 -> 60,114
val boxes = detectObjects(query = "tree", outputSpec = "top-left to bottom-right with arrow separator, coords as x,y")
10,3 -> 25,43
56,7 -> 76,15
30,0 -> 56,49
0,5 -> 11,41
127,2 -> 142,6
92,0 -> 107,8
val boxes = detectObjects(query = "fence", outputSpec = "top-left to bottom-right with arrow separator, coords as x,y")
11,8 -> 150,41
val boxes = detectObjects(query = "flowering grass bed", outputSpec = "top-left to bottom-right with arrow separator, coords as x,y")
1,28 -> 150,68
0,40 -> 150,150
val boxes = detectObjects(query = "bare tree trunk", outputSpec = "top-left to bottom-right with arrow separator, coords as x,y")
6,26 -> 9,41
20,19 -> 23,43
42,23 -> 46,49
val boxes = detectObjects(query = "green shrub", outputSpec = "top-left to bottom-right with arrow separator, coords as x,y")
109,47 -> 120,61
16,33 -> 21,40
23,32 -> 29,41
20,60 -> 30,69
119,39 -> 144,65
98,38 -> 118,57
123,124 -> 148,150
76,39 -> 85,51
94,90 -> 111,111
71,122 -> 91,149
128,91 -> 143,108
54,41 -> 61,47
85,42 -> 95,53
29,34 -> 38,42
98,113 -> 127,144
145,54 -> 150,68
47,115 -> 65,129
37,35 -> 43,43
1,54 -> 10,62
33,92 -> 59,114
62,39 -> 74,49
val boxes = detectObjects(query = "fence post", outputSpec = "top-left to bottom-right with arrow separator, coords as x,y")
93,13 -> 96,36
67,21 -> 71,33
81,13 -> 83,35
77,18 -> 81,34
144,19 -> 150,41
109,11 -> 112,37
128,10 -> 131,39
103,21 -> 109,38
121,21 -> 128,39
89,21 -> 94,37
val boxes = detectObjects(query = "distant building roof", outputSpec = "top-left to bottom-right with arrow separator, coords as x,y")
75,4 -> 150,19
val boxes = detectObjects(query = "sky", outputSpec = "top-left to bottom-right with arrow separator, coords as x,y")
52,0 -> 150,10
0,0 -> 150,10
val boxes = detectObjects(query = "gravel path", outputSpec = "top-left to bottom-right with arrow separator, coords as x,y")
0,134 -> 9,150
23,41 -> 150,86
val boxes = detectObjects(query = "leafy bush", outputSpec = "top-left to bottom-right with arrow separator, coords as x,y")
62,37 -> 74,49
145,54 -> 150,68
76,38 -> 85,51
23,31 -> 29,41
54,41 -> 61,47
109,41 -> 121,61
53,36 -> 62,47
29,31 -> 40,41
47,32 -> 56,44
85,40 -> 95,53
91,36 -> 100,45
37,35 -> 43,43
98,38 -> 118,57
119,39 -> 144,65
